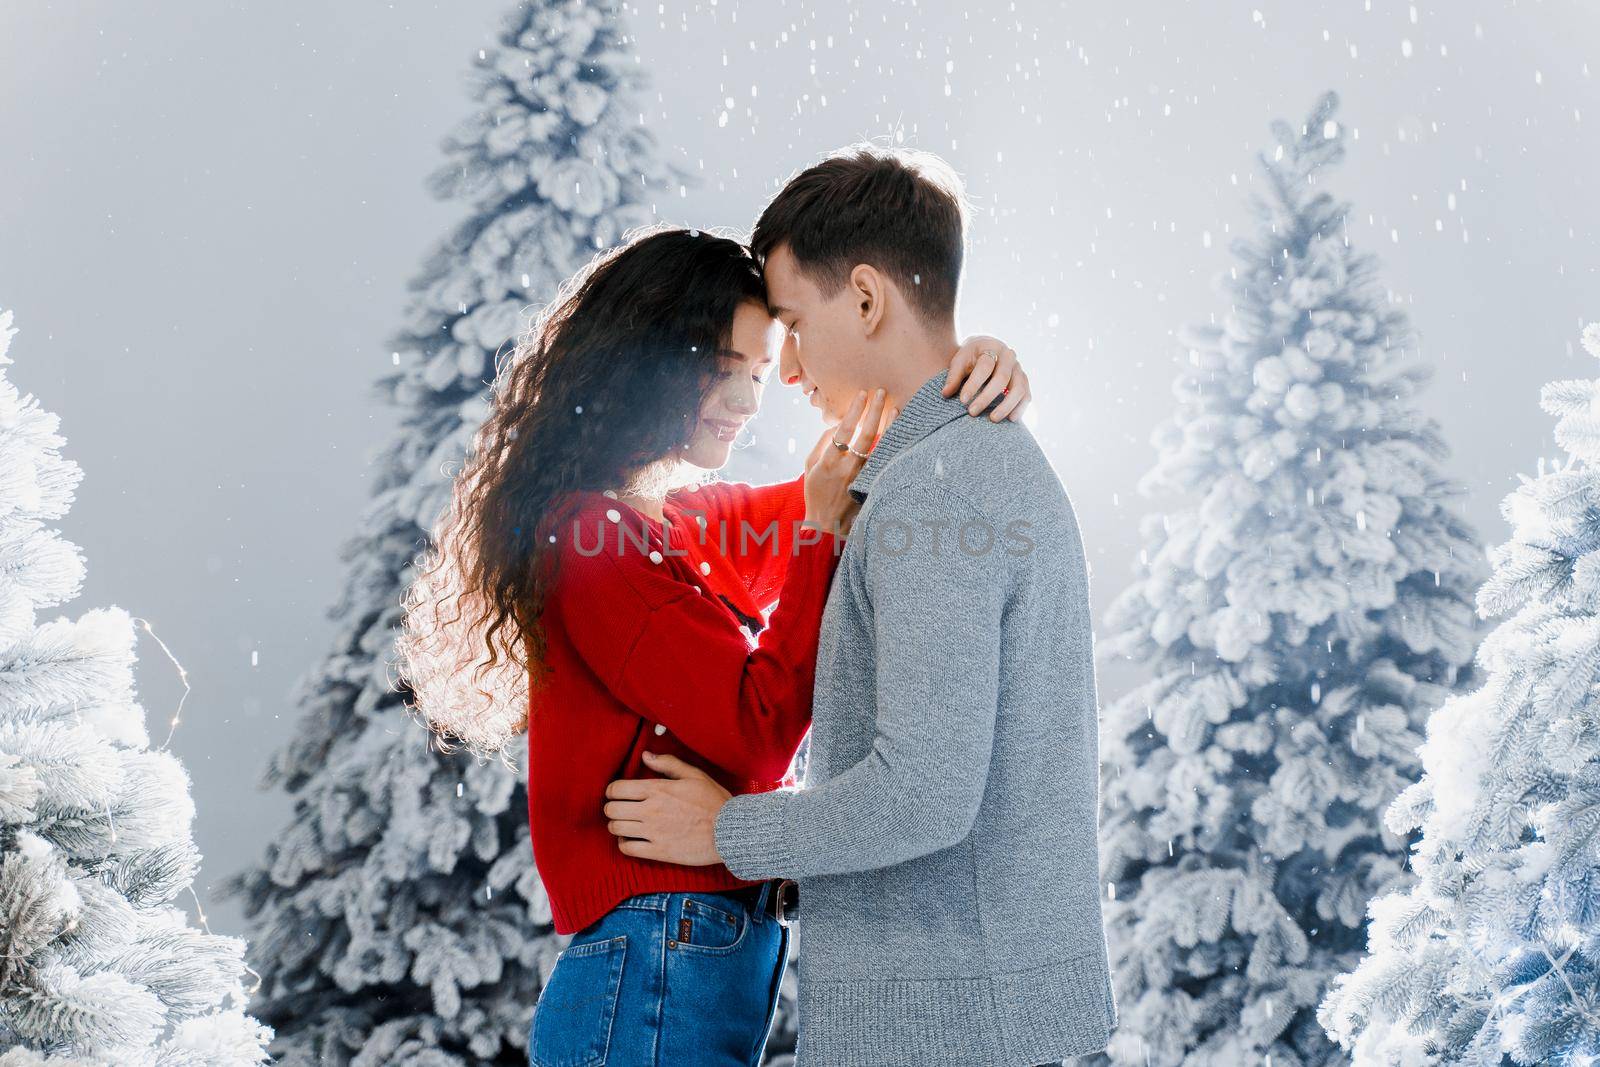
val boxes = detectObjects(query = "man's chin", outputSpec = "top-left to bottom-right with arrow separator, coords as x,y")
812,399 -> 851,425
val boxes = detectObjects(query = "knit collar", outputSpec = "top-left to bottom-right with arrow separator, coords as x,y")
848,367 -> 971,503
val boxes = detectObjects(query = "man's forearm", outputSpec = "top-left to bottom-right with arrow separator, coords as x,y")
714,744 -> 988,880
714,484 -> 1008,881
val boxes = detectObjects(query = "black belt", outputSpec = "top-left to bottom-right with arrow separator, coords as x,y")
713,878 -> 798,927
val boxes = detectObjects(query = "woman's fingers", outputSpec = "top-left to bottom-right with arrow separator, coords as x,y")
805,427 -> 830,468
943,334 -> 1003,397
964,345 -> 1017,414
958,347 -> 1001,406
942,346 -> 974,396
830,389 -> 869,446
808,390 -> 867,475
849,388 -> 888,454
877,403 -> 899,439
828,389 -> 870,450
988,366 -> 1030,422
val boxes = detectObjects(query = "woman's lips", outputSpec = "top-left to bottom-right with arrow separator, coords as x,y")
704,419 -> 742,442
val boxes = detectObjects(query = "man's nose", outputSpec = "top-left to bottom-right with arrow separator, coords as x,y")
778,334 -> 802,387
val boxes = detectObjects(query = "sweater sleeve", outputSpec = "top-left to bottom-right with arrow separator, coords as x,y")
668,472 -> 809,607
712,483 -> 1006,879
546,515 -> 841,783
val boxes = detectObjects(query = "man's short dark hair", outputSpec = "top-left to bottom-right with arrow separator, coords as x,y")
750,143 -> 968,323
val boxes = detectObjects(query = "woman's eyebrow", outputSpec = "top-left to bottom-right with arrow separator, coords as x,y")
717,347 -> 774,364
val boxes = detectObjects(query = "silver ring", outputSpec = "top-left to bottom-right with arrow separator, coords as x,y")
831,439 -> 850,452
847,445 -> 870,459
979,348 -> 996,361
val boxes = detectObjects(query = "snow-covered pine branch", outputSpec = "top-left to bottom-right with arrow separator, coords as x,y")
0,307 -> 274,1066
1089,91 -> 1488,1067
1319,321 -> 1600,1066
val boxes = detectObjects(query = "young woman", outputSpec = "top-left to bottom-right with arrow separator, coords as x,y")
395,225 -> 1029,1067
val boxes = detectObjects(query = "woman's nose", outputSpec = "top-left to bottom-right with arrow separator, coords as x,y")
728,392 -> 758,416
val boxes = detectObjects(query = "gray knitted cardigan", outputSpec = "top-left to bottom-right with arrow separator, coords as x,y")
715,368 -> 1118,1066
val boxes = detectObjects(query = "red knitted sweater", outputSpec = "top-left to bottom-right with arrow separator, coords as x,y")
527,472 -> 841,934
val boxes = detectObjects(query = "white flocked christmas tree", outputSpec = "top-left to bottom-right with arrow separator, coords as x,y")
1086,91 -> 1488,1066
1319,320 -> 1600,1066
218,2 -> 690,1064
0,307 -> 274,1066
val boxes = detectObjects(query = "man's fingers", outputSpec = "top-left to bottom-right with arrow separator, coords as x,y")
607,819 -> 648,839
641,750 -> 709,780
602,798 -> 650,821
604,779 -> 653,801
618,837 -> 667,861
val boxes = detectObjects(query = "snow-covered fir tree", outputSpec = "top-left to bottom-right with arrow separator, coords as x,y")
1086,91 -> 1488,1067
1319,321 -> 1600,1067
0,308 -> 273,1066
217,3 -> 694,1064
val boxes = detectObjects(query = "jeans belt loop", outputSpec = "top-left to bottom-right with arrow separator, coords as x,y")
774,878 -> 797,929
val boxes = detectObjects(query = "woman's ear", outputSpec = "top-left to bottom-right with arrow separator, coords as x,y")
850,264 -> 886,337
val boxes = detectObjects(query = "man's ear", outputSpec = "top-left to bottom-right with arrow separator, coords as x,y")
849,264 -> 887,337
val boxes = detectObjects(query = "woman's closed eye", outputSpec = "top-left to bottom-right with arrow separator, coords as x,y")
715,368 -> 771,384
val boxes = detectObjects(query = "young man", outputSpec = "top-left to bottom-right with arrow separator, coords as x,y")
604,144 -> 1117,1066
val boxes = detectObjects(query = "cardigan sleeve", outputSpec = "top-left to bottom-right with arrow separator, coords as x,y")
545,515 -> 841,783
668,472 -> 809,607
712,483 -> 1007,879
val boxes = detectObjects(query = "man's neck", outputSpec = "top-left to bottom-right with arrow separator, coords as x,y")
876,323 -> 960,413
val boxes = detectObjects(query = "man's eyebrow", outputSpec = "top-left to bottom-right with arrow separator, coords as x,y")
767,304 -> 794,320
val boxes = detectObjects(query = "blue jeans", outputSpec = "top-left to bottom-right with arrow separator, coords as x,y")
529,883 -> 789,1067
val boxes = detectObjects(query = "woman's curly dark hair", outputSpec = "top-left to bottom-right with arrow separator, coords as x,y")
393,225 -> 767,763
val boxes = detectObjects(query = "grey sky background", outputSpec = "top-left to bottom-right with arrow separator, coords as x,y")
2,1 -> 1596,939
